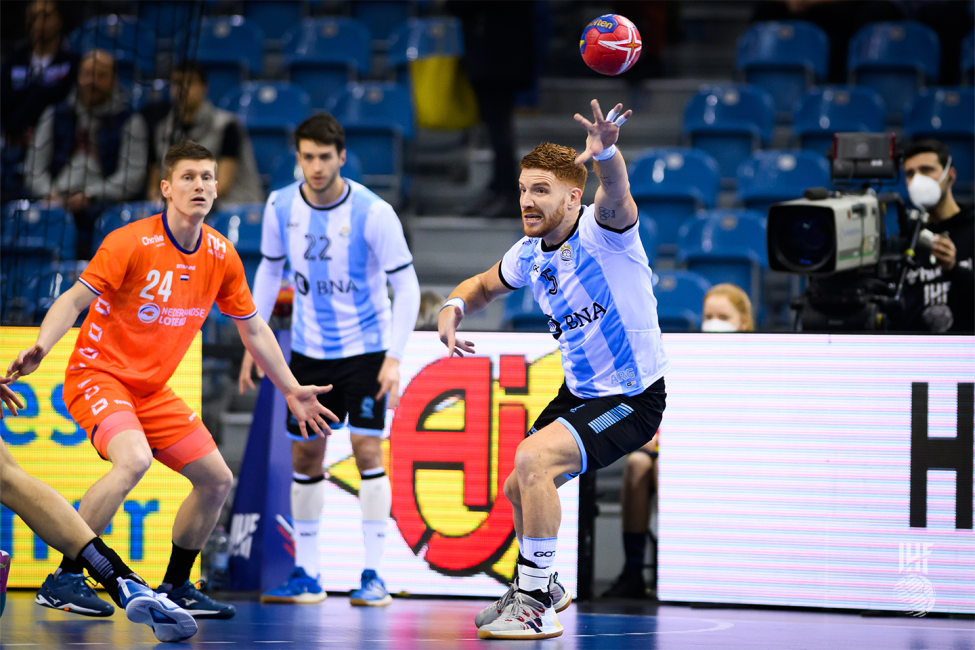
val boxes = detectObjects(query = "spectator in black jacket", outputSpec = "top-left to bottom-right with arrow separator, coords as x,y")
895,139 -> 974,334
1,0 -> 79,199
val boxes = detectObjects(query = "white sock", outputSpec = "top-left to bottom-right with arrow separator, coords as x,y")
359,468 -> 391,572
291,473 -> 325,577
519,536 -> 556,593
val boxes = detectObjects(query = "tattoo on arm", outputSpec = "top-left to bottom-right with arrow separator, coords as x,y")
598,207 -> 616,222
598,174 -> 615,188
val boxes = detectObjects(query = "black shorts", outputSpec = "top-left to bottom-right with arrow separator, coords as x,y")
529,378 -> 666,478
286,350 -> 387,440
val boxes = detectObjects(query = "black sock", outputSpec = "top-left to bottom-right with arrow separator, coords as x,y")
622,532 -> 648,574
161,542 -> 200,589
58,554 -> 85,576
515,554 -> 552,606
78,537 -> 143,607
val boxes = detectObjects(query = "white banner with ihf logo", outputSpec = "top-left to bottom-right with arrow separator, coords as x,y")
657,334 -> 975,614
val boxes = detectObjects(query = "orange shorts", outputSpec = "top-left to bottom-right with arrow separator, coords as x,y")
63,370 -> 216,472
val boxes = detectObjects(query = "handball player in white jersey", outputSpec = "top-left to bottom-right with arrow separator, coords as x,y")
240,114 -> 420,606
438,100 -> 668,640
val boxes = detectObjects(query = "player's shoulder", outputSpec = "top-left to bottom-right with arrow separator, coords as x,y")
511,235 -> 538,260
348,179 -> 392,213
99,212 -> 165,251
267,180 -> 302,207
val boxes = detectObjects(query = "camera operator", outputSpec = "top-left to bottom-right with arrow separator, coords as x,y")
894,139 -> 974,334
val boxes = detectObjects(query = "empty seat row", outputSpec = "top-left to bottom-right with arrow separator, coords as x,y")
683,84 -> 974,183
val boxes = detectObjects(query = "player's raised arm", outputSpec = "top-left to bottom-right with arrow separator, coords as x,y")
438,261 -> 513,358
234,315 -> 339,440
574,99 -> 638,231
6,282 -> 97,379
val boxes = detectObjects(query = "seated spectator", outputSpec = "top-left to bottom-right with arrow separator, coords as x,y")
146,63 -> 264,205
1,0 -> 79,199
894,139 -> 974,333
24,49 -> 148,259
603,283 -> 752,599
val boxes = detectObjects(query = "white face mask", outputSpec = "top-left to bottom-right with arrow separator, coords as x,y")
701,318 -> 739,332
908,156 -> 951,210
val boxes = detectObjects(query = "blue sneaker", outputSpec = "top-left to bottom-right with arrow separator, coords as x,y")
350,569 -> 392,607
261,567 -> 327,604
158,580 -> 236,619
35,571 -> 114,617
119,578 -> 198,643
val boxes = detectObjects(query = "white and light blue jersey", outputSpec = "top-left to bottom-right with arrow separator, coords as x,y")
260,179 -> 413,360
499,205 -> 669,399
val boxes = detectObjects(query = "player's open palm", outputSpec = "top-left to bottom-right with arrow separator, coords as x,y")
0,376 -> 26,418
7,345 -> 44,379
573,99 -> 631,165
286,385 -> 339,440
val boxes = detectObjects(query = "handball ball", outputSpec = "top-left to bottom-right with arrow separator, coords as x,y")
580,14 -> 642,76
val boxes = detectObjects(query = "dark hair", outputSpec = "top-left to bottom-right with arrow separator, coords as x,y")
164,140 -> 215,180
904,138 -> 951,169
294,113 -> 345,152
172,61 -> 208,85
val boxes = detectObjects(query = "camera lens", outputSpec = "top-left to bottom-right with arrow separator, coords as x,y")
771,206 -> 834,271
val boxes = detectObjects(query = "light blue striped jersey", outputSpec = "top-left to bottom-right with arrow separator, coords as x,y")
499,205 -> 669,399
260,180 -> 413,359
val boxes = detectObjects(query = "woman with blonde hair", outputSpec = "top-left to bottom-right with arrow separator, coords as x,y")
701,283 -> 754,332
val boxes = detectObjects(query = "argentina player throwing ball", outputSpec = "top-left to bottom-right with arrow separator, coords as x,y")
438,100 -> 668,640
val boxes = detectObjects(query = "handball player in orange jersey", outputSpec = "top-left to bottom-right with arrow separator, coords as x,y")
7,141 -> 338,620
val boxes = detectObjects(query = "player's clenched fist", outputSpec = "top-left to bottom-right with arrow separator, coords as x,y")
285,385 -> 340,440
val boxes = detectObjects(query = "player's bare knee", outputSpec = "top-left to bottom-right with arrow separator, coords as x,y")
292,441 -> 326,476
352,437 -> 383,473
112,449 -> 154,485
503,472 -> 521,506
624,453 -> 653,484
514,446 -> 547,488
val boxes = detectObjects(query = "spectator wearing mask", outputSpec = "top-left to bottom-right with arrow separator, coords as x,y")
603,283 -> 752,599
895,139 -> 974,334
146,63 -> 264,205
1,0 -> 79,198
24,49 -> 148,258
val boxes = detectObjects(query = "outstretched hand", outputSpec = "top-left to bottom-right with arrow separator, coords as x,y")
0,376 -> 25,419
7,344 -> 44,379
573,99 -> 631,165
438,305 -> 476,358
285,385 -> 340,440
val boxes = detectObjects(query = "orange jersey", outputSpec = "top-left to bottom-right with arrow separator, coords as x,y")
69,213 -> 256,393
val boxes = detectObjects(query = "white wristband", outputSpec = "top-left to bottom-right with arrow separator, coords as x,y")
592,144 -> 617,162
441,297 -> 466,315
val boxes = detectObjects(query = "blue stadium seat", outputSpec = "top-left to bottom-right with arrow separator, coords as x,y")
325,83 -> 414,194
92,202 -> 164,251
904,87 -> 975,195
387,18 -> 464,82
736,150 -> 832,216
629,148 -> 720,251
0,257 -> 67,325
848,22 -> 940,120
242,1 -> 304,42
138,1 -> 197,40
503,286 -> 549,332
683,84 -> 775,180
638,214 -> 658,268
191,17 -> 265,103
210,204 -> 265,285
736,21 -> 829,115
70,15 -> 156,81
652,270 -> 712,332
282,18 -> 372,109
793,86 -> 886,156
353,1 -> 413,42
677,209 -> 767,302
962,32 -> 974,83
220,82 -> 311,180
1,203 -> 76,261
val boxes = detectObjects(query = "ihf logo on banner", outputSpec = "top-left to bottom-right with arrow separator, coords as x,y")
895,542 -> 936,616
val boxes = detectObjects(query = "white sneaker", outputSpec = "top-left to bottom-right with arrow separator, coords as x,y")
474,572 -> 571,628
476,590 -> 563,640
119,578 -> 198,643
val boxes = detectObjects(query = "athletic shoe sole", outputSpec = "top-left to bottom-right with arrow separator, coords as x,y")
35,593 -> 113,617
183,607 -> 235,619
476,626 -> 564,640
260,592 -> 328,604
124,595 -> 198,642
554,591 -> 572,613
350,594 -> 392,607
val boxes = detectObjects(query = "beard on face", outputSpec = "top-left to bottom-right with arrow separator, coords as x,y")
522,196 -> 567,238
309,168 -> 339,193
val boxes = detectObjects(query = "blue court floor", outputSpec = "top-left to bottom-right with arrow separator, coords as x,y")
0,590 -> 972,649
